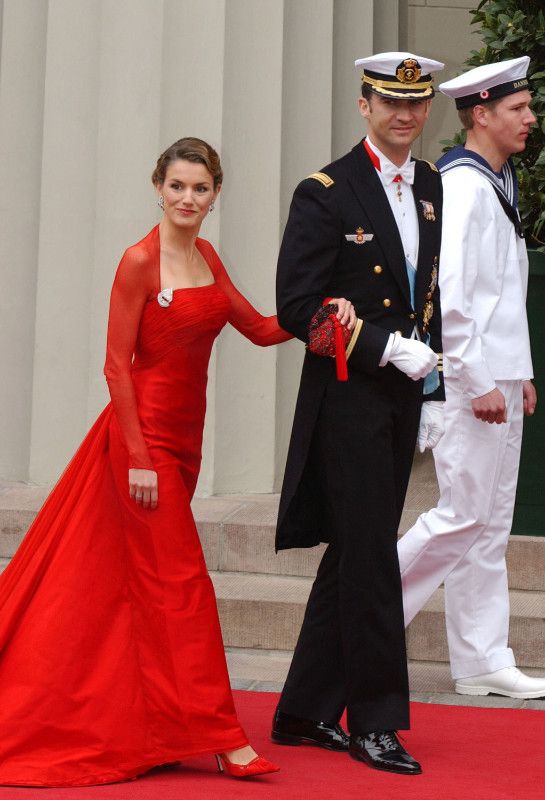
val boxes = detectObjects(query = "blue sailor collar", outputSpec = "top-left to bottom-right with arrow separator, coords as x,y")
436,144 -> 518,210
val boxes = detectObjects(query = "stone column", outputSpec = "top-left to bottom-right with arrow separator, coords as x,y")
274,0 -> 379,488
28,0 -> 102,483
274,0 -> 335,488
29,0 -> 164,484
373,0 -> 402,54
211,0 -> 285,494
332,0 -> 376,159
407,0 -> 475,161
157,0 -> 226,496
85,0 -> 164,423
0,0 -> 48,480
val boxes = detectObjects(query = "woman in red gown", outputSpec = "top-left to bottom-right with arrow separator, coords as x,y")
0,137 -> 291,787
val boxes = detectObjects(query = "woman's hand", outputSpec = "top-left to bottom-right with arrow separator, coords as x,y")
329,297 -> 356,330
129,469 -> 158,510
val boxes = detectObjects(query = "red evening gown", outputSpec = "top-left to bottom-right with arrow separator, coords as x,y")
0,225 -> 290,787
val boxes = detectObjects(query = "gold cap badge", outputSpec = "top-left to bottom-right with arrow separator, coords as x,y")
396,58 -> 422,85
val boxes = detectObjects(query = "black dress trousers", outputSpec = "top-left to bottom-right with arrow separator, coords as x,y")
278,365 -> 422,734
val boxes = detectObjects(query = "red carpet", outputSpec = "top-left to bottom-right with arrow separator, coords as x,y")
0,691 -> 542,799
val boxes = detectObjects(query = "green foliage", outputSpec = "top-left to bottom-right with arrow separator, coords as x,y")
441,0 -> 545,248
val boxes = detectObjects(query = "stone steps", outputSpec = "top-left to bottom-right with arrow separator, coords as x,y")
225,649 -> 545,709
2,494 -> 544,591
2,471 -> 545,590
212,571 -> 545,669
0,481 -> 545,591
2,470 -> 545,684
225,650 -> 463,695
406,585 -> 545,668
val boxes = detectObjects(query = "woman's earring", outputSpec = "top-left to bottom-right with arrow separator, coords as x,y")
209,203 -> 215,213
157,195 -> 165,210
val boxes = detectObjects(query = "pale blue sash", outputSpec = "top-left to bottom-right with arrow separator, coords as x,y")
406,257 -> 439,395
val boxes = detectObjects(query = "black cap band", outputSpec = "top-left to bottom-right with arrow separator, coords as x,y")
455,77 -> 530,109
362,69 -> 435,98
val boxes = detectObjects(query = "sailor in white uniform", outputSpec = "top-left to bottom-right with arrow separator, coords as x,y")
398,57 -> 545,698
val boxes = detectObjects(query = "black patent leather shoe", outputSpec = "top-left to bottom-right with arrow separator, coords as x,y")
349,731 -> 422,775
271,708 -> 349,751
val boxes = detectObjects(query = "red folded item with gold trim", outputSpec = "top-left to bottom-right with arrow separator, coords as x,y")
308,302 -> 351,381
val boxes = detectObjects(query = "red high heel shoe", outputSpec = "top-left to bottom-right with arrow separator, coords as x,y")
215,753 -> 280,778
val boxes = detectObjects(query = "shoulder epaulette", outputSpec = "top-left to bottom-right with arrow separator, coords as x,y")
421,159 -> 439,173
307,171 -> 334,188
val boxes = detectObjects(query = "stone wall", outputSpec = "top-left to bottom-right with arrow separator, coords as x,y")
406,0 -> 477,160
0,0 -> 475,493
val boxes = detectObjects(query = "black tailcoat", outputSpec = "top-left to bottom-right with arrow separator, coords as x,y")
276,142 -> 444,552
275,142 -> 444,733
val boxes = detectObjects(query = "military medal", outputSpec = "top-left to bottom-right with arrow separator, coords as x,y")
345,227 -> 374,244
419,199 -> 435,221
422,263 -> 438,332
429,265 -> 438,294
393,175 -> 402,201
422,300 -> 434,332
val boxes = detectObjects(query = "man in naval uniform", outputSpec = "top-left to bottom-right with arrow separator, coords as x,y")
271,53 -> 445,776
398,57 -> 545,699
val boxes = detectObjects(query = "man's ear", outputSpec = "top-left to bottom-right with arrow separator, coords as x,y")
358,96 -> 371,121
472,104 -> 488,128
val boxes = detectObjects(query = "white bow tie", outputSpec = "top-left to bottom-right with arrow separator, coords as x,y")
381,160 -> 415,186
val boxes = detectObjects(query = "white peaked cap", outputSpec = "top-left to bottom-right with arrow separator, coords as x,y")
439,56 -> 530,109
355,52 -> 445,98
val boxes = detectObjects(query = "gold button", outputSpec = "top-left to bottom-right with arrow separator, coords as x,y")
383,298 -> 391,308
426,292 -> 432,300
374,265 -> 383,274
409,312 -> 416,319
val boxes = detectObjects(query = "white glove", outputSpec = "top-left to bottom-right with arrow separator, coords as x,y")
417,401 -> 445,453
387,333 -> 438,381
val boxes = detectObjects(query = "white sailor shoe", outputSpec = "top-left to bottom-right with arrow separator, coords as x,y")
455,667 -> 545,699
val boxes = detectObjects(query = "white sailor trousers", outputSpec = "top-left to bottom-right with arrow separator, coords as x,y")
398,378 -> 523,679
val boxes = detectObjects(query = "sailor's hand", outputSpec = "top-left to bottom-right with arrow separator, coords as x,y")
523,380 -> 537,417
471,388 -> 506,424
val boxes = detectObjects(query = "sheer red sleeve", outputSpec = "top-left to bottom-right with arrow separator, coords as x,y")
201,240 -> 292,346
103,245 -> 155,470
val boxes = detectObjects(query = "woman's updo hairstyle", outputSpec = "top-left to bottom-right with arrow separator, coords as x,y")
152,137 -> 223,189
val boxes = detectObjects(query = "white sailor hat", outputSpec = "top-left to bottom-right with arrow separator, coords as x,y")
439,56 -> 530,109
355,52 -> 445,99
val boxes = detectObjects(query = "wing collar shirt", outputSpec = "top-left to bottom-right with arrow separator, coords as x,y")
365,136 -> 419,267
365,137 -> 420,364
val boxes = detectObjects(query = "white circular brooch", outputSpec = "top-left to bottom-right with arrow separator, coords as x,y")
157,288 -> 173,308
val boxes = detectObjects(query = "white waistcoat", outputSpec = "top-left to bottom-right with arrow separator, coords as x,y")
439,166 -> 533,397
